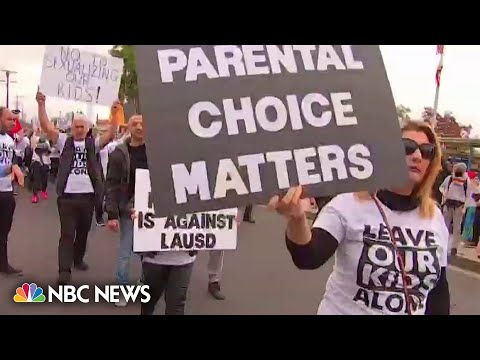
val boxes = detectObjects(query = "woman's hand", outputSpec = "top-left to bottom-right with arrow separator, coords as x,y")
267,186 -> 311,220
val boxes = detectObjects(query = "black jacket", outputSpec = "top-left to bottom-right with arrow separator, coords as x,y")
433,161 -> 451,204
105,138 -> 133,220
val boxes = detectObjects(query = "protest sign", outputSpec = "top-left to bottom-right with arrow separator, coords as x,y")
134,169 -> 238,252
40,45 -> 123,106
135,45 -> 407,217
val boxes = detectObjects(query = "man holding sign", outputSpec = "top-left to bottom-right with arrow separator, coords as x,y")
105,116 -> 199,313
36,90 -> 117,285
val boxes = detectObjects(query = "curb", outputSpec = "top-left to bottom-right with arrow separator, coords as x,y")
450,255 -> 480,274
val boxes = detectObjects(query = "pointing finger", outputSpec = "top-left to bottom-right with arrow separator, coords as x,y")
291,186 -> 303,206
281,187 -> 297,205
267,195 -> 280,210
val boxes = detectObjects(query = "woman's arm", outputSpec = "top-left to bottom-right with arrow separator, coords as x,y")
282,191 -> 345,270
286,228 -> 339,270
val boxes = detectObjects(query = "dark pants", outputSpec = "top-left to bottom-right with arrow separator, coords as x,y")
31,161 -> 49,194
57,194 -> 95,274
0,192 -> 16,271
50,158 -> 59,182
243,204 -> 254,221
94,188 -> 105,222
141,261 -> 194,316
473,208 -> 480,246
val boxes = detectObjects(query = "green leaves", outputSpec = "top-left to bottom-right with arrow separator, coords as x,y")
110,45 -> 140,113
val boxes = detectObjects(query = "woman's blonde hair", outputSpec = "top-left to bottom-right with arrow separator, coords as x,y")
356,120 -> 442,218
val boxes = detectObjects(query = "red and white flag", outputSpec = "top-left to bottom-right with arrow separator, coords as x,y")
435,45 -> 445,87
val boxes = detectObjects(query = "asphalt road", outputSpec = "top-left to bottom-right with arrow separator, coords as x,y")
1,184 -> 479,315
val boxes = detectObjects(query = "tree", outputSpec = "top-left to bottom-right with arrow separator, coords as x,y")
109,45 -> 140,113
396,104 -> 411,123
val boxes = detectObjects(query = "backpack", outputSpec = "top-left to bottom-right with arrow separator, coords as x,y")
445,176 -> 468,200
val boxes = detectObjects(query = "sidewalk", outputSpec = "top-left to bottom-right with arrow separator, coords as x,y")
452,243 -> 480,273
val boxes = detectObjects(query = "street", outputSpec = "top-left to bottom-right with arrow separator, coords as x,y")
1,185 -> 479,315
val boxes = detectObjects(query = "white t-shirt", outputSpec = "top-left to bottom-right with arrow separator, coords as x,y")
14,137 -> 30,159
143,252 -> 197,266
56,132 -> 100,194
0,134 -> 14,192
99,138 -> 124,178
313,193 -> 449,316
31,135 -> 51,166
440,175 -> 469,203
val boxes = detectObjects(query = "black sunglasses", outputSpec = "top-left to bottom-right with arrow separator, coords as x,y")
403,138 -> 436,160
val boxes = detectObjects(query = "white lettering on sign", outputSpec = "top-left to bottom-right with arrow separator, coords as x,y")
156,45 -> 364,83
134,169 -> 238,252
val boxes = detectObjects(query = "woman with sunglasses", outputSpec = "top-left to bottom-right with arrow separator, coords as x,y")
269,121 -> 449,315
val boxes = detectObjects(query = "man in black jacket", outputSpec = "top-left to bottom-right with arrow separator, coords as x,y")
36,91 -> 117,285
106,115 -> 147,306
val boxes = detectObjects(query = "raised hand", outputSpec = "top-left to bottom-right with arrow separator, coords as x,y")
268,186 -> 311,220
36,87 -> 46,105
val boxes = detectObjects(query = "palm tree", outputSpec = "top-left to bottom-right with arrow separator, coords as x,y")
109,45 -> 140,113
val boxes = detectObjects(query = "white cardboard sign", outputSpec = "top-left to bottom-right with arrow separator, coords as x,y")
40,45 -> 123,106
134,169 -> 238,252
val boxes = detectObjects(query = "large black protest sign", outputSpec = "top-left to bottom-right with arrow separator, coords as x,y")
135,45 -> 407,217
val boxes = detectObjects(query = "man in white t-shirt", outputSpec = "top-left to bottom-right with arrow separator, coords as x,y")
36,90 -> 117,285
0,106 -> 24,276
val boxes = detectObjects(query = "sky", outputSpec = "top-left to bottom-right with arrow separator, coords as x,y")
1,45 -> 479,133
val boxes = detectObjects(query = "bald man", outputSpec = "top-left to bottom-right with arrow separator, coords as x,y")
105,115 -> 147,306
36,90 -> 117,285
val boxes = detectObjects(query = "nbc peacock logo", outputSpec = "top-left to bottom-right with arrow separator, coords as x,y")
13,283 -> 46,303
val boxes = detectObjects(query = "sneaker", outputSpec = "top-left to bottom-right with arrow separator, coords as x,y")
31,194 -> 39,204
208,282 -> 226,300
137,278 -> 144,286
41,191 -> 48,200
73,261 -> 89,271
56,272 -> 71,285
115,297 -> 128,307
96,218 -> 106,227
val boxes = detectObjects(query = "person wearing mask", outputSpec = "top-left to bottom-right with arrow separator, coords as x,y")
269,121 -> 449,315
0,107 -> 24,276
36,90 -> 116,285
106,115 -> 195,313
440,162 -> 469,257
30,130 -> 51,203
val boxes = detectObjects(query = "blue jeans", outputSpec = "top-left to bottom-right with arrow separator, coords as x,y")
116,215 -> 134,285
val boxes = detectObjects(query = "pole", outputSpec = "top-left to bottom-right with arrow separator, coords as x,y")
0,69 -> 18,108
432,46 -> 445,129
6,71 -> 10,108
